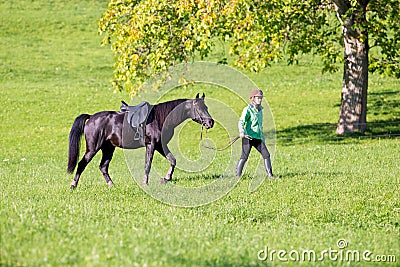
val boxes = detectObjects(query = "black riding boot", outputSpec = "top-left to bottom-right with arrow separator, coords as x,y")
264,158 -> 277,179
236,159 -> 246,177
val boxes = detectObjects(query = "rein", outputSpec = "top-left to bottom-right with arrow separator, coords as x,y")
199,126 -> 242,151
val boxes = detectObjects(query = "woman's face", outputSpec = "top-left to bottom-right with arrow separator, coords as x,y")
252,96 -> 263,106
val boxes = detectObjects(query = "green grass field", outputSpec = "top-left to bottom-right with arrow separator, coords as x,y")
1,1 -> 399,266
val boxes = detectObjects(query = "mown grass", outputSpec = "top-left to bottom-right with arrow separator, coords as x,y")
1,1 -> 399,266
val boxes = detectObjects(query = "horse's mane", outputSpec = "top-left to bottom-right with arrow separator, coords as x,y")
152,98 -> 189,125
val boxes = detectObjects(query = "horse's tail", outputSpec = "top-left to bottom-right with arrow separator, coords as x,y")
67,114 -> 91,174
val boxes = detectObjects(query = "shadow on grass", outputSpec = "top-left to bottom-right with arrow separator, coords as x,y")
276,88 -> 399,145
276,120 -> 400,145
275,119 -> 400,146
239,171 -> 345,180
278,171 -> 345,180
180,173 -> 225,181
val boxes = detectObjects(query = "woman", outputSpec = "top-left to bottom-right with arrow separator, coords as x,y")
236,89 -> 277,178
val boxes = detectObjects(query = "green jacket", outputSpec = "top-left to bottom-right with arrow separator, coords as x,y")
238,104 -> 264,141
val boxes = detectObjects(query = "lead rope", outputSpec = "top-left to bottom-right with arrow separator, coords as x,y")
199,125 -> 241,151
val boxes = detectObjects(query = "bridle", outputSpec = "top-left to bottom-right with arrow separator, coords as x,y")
192,101 -> 211,128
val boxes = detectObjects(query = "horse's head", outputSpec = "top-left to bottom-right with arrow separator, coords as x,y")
191,93 -> 214,129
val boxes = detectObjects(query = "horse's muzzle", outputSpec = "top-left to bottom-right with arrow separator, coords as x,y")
203,118 -> 214,129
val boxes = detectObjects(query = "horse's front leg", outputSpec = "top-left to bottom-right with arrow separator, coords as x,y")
143,143 -> 155,186
160,150 -> 176,184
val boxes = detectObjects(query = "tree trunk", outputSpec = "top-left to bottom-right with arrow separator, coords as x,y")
335,1 -> 369,135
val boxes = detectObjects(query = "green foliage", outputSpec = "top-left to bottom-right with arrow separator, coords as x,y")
1,0 -> 399,266
98,0 -> 220,93
367,0 -> 400,77
99,0 -> 400,94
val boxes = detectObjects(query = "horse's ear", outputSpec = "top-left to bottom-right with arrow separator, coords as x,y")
195,93 -> 199,99
202,93 -> 205,99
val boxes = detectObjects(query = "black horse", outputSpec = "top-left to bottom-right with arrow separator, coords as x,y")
67,93 -> 214,189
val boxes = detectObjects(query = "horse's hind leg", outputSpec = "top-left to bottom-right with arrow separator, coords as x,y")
71,150 -> 97,189
99,142 -> 116,186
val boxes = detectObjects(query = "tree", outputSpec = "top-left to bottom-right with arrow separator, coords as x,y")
98,0 -> 399,135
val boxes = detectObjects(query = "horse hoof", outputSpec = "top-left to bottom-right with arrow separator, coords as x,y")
159,178 -> 167,184
107,181 -> 114,186
70,184 -> 76,190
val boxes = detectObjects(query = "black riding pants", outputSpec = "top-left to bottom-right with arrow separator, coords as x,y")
240,138 -> 270,160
